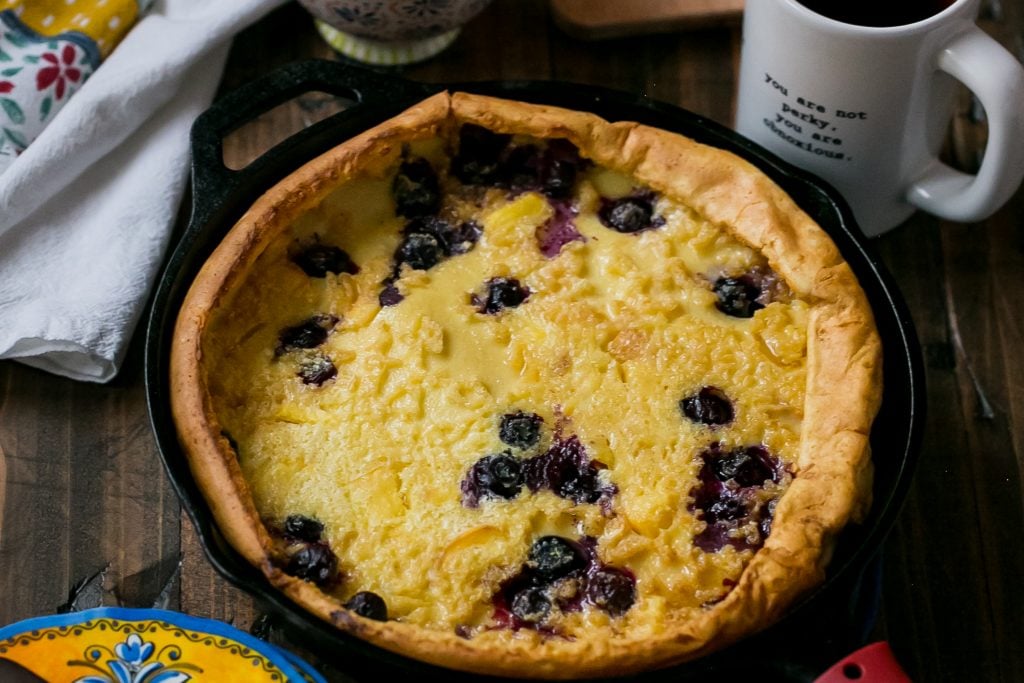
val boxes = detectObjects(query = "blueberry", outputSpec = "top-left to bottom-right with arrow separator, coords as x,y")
473,277 -> 530,314
499,144 -> 543,193
445,220 -> 482,255
461,452 -> 525,507
345,591 -> 388,621
396,232 -> 443,271
452,125 -> 511,185
556,466 -> 604,505
286,542 -> 337,586
712,446 -> 775,487
528,536 -> 586,583
524,436 -> 614,506
292,243 -> 359,278
493,140 -> 581,199
298,354 -> 337,386
541,159 -> 578,199
379,282 -> 404,307
679,386 -> 734,426
276,315 -> 338,355
713,276 -> 764,318
499,411 -> 543,449
538,140 -> 583,199
393,158 -> 441,218
510,587 -> 551,624
704,496 -> 748,523
403,216 -> 480,257
689,445 -> 783,553
599,196 -> 656,233
693,525 -> 734,554
585,567 -> 636,617
536,201 -> 583,258
283,515 -> 324,543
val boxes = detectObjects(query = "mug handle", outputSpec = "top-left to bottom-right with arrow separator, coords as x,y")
906,26 -> 1024,222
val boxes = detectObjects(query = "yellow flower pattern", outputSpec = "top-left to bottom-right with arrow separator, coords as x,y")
0,0 -> 143,57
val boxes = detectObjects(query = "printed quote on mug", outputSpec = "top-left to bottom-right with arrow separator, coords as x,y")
761,73 -> 866,161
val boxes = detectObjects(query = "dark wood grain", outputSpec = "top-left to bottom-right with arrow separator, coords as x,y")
1,1 -> 1023,681
0,342 -> 180,619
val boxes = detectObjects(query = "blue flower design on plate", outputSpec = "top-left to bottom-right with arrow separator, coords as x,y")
71,632 -> 199,683
0,607 -> 326,683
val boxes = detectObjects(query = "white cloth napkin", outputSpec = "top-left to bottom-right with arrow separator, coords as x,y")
0,0 -> 286,382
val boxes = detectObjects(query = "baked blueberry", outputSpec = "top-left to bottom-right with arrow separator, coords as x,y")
499,411 -> 543,449
287,542 -> 338,587
276,314 -> 338,355
283,514 -> 324,543
598,195 -> 657,233
403,216 -> 481,258
713,276 -> 764,318
473,277 -> 530,314
704,496 -> 748,524
298,354 -> 337,386
689,444 -> 787,553
492,535 -> 637,628
461,452 -> 525,507
528,536 -> 586,583
494,139 -> 582,199
536,201 -> 584,258
345,591 -> 388,621
393,158 -> 441,218
445,220 -> 483,255
525,436 -> 614,506
693,523 -> 736,553
396,232 -> 444,271
510,587 -> 551,624
556,466 -> 603,504
379,282 -> 404,307
712,446 -> 776,487
539,139 -> 582,199
452,124 -> 511,185
585,567 -> 636,617
292,242 -> 359,278
679,386 -> 734,426
759,498 -> 779,540
499,144 -> 543,193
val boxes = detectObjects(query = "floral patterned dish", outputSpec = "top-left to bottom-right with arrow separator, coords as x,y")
297,0 -> 493,66
0,607 -> 326,683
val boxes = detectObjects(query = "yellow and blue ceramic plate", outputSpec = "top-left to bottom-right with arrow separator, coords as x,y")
0,607 -> 326,683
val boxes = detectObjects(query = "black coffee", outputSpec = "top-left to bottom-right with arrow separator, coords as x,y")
795,0 -> 955,27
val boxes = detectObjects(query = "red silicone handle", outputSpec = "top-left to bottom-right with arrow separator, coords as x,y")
814,642 -> 912,683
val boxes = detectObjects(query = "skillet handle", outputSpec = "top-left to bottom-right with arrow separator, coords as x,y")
814,642 -> 912,683
187,59 -> 436,230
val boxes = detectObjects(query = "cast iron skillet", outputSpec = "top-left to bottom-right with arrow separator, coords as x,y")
144,60 -> 924,682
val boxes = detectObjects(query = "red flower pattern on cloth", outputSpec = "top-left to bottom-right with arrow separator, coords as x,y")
36,45 -> 82,100
0,82 -> 13,94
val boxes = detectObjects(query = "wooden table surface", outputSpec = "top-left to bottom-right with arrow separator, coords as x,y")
2,1 -> 1023,680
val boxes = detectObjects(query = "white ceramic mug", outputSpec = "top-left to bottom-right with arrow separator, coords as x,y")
735,0 -> 1024,236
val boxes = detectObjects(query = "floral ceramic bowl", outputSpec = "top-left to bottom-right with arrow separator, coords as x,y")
297,0 -> 493,65
0,607 -> 326,683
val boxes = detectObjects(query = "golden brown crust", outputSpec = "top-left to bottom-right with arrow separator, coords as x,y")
170,91 -> 881,678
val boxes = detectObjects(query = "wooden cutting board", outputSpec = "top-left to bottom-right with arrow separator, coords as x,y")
551,0 -> 744,39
